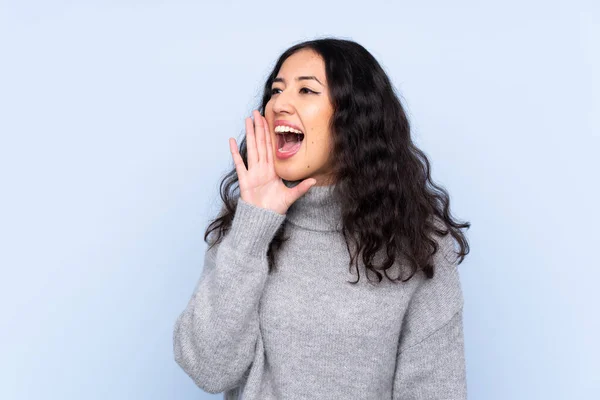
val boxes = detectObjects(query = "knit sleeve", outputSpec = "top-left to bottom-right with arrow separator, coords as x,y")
172,198 -> 286,394
391,233 -> 467,399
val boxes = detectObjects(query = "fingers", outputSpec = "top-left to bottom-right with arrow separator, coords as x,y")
229,137 -> 247,184
253,110 -> 267,164
245,116 -> 258,168
262,115 -> 274,165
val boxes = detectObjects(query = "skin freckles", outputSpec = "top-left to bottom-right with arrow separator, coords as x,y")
265,49 -> 336,186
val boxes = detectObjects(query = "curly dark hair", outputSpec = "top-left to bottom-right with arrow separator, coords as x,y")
204,37 -> 470,284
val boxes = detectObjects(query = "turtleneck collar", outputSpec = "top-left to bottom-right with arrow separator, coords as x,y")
283,179 -> 343,232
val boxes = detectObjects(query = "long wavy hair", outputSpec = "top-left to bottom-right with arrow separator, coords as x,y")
204,37 -> 470,284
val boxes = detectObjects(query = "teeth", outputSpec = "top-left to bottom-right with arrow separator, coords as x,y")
274,125 -> 303,134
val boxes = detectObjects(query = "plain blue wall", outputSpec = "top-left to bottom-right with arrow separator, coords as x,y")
1,1 -> 598,399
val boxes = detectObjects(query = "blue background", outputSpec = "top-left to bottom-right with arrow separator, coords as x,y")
1,1 -> 598,399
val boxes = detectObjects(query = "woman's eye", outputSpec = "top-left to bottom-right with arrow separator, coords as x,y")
270,88 -> 318,95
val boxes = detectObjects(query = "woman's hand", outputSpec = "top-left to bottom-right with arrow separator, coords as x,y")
229,110 -> 316,215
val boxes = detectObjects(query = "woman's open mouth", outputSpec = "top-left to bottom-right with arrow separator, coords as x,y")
275,131 -> 304,159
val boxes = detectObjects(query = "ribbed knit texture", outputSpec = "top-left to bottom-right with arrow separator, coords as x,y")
173,182 -> 467,399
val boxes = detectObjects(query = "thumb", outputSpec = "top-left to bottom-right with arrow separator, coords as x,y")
287,178 -> 317,204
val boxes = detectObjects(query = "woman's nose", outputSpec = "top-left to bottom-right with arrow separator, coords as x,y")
271,90 -> 294,114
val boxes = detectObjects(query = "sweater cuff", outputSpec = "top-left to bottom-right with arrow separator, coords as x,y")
227,198 -> 286,258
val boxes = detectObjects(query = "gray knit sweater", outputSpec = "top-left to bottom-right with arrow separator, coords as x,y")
173,182 -> 467,399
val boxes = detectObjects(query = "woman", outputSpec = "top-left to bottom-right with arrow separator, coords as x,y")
173,38 -> 471,399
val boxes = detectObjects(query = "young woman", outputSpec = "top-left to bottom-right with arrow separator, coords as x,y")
173,38 -> 471,400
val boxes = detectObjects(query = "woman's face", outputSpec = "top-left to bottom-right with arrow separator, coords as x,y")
265,49 -> 336,186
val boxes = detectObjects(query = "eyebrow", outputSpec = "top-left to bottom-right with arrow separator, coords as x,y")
272,76 -> 324,86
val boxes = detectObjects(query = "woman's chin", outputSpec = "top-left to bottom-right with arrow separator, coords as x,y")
275,166 -> 310,183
